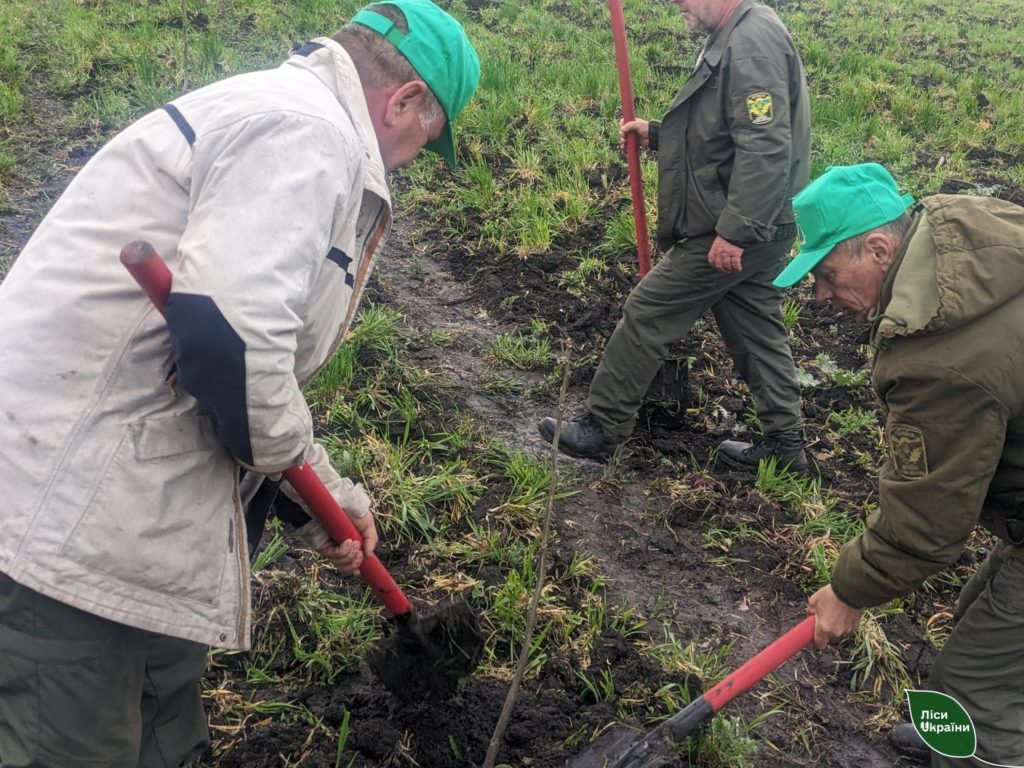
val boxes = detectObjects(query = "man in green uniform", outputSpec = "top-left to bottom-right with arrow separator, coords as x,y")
777,163 -> 1024,767
538,0 -> 811,469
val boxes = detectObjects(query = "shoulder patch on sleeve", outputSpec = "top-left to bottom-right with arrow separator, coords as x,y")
745,92 -> 773,125
888,424 -> 928,479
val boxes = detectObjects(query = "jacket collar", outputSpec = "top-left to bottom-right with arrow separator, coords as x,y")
867,209 -> 923,344
702,0 -> 757,68
283,38 -> 391,208
668,0 -> 756,110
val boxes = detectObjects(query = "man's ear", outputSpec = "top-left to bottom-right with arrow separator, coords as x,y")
383,80 -> 429,127
865,232 -> 897,269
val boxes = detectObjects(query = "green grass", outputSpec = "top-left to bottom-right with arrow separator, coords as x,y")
2,0 -> 1021,196
826,406 -> 880,437
251,526 -> 288,571
265,582 -> 381,684
781,297 -> 804,331
486,319 -> 555,371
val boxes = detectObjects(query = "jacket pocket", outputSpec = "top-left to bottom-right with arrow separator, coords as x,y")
62,416 -> 233,606
134,414 -> 221,459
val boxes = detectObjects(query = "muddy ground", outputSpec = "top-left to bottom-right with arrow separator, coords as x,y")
257,214 -> 938,768
2,80 -> 1007,768
186,212 -> 932,768
1,148 -> 951,767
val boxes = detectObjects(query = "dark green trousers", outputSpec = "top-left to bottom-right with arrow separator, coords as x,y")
589,232 -> 803,439
0,573 -> 210,768
929,547 -> 1024,767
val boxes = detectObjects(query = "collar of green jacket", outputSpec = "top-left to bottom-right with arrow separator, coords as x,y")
701,0 -> 757,68
871,194 -> 1024,345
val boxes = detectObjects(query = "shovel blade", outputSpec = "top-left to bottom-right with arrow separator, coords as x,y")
570,618 -> 814,768
568,725 -> 678,768
567,697 -> 713,768
368,597 -> 484,703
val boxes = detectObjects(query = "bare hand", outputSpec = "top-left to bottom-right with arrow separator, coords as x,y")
807,584 -> 864,650
619,118 -> 651,150
318,512 -> 379,576
707,236 -> 744,273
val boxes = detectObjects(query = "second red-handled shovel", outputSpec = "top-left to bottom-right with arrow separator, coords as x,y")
570,616 -> 816,768
120,239 -> 483,701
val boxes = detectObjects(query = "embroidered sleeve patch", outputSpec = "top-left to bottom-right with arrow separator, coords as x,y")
745,92 -> 774,125
888,424 -> 928,479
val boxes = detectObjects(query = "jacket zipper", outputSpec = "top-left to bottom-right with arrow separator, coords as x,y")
300,201 -> 391,388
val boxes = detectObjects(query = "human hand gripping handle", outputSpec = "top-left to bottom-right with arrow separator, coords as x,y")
119,240 -> 413,617
316,501 -> 378,577
807,584 -> 864,649
619,119 -> 650,150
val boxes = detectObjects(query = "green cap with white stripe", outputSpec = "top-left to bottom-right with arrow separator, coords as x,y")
353,0 -> 480,166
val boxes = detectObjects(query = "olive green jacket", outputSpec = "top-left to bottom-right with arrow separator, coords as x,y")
650,0 -> 811,250
832,195 -> 1024,609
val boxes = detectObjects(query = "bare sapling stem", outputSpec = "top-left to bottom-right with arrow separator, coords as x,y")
483,341 -> 573,768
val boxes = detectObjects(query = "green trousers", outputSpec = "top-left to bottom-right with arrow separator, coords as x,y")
589,231 -> 803,439
929,547 -> 1024,767
0,573 -> 210,768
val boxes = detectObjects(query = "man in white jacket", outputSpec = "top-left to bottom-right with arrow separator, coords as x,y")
0,1 -> 479,766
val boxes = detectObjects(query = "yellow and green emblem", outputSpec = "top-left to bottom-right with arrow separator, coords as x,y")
745,92 -> 773,125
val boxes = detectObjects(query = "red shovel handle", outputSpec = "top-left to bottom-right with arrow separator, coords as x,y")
121,240 -> 172,314
608,0 -> 652,278
119,240 -> 413,617
703,615 -> 816,712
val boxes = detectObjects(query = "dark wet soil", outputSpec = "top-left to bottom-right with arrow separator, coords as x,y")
368,597 -> 485,705
302,219 -> 932,768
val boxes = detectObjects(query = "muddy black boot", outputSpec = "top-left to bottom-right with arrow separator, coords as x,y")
718,433 -> 808,472
537,412 -> 622,461
889,722 -> 929,759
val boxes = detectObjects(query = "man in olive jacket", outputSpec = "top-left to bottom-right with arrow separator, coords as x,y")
776,163 -> 1024,768
538,0 -> 811,468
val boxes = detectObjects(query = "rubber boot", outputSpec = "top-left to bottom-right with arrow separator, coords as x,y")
889,722 -> 930,759
718,432 -> 808,472
538,412 -> 622,461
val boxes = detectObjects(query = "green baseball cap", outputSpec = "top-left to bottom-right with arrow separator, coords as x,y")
773,163 -> 915,287
352,0 -> 480,166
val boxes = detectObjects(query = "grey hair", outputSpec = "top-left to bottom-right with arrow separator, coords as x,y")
332,5 -> 445,129
833,213 -> 914,260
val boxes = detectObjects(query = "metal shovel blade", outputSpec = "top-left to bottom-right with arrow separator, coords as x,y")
368,596 -> 484,703
568,697 -> 713,768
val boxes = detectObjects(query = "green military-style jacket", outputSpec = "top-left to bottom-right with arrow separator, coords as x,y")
649,0 -> 811,251
832,195 -> 1024,609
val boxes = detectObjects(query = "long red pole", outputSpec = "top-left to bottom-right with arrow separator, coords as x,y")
119,240 -> 414,617
608,0 -> 652,278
